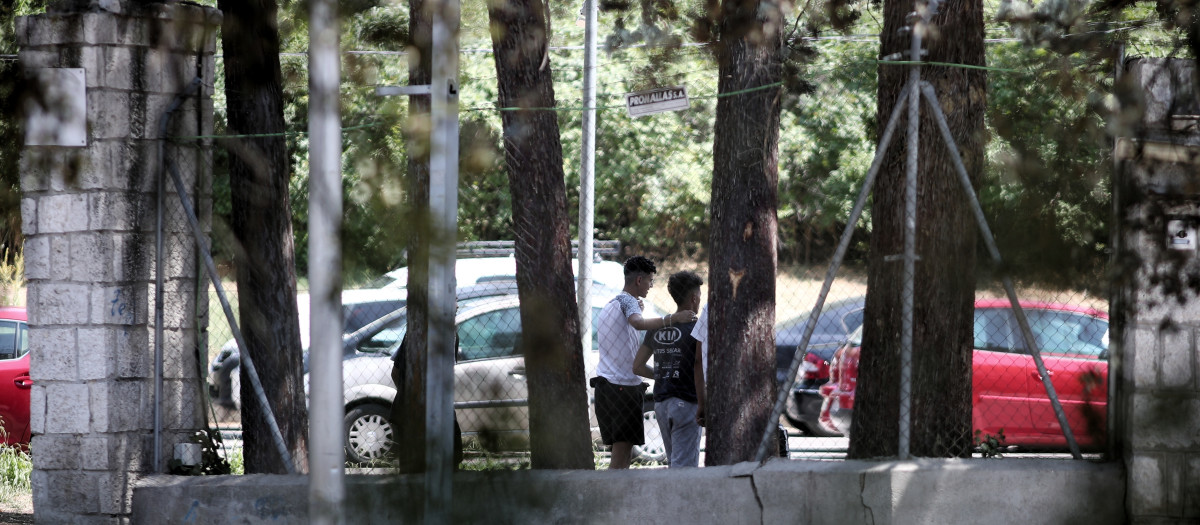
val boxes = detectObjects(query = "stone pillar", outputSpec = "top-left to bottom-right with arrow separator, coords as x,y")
1115,58 -> 1200,524
16,2 -> 220,523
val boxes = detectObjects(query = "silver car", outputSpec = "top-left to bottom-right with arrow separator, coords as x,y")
334,291 -> 667,464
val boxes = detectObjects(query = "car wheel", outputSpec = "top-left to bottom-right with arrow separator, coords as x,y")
344,404 -> 394,464
633,406 -> 667,464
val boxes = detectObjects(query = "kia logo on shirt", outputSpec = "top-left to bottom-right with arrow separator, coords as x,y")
653,327 -> 682,345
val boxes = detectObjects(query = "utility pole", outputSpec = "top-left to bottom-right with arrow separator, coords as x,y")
373,1 -> 459,521
426,1 -> 460,522
577,0 -> 598,351
308,0 -> 345,522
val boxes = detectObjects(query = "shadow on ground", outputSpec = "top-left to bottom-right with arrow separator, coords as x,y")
0,511 -> 33,524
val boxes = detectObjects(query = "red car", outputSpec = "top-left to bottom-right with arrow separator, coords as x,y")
0,307 -> 30,447
821,299 -> 1109,449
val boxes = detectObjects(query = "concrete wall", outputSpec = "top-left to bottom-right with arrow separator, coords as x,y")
16,2 -> 220,523
131,459 -> 1124,524
1115,58 -> 1200,524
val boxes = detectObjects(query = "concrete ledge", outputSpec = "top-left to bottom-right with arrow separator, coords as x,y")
755,459 -> 1125,525
132,459 -> 1125,524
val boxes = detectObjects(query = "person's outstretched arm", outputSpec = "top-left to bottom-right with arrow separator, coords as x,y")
633,344 -> 654,380
627,310 -> 695,331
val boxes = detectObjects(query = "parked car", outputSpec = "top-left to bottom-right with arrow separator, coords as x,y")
216,282 -> 526,410
331,290 -> 666,464
821,300 -> 1109,449
212,258 -> 630,407
0,307 -> 30,447
775,296 -> 865,436
374,256 -> 628,294
209,287 -> 407,408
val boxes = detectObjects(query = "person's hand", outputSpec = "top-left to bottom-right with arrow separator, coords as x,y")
671,310 -> 696,324
696,404 -> 705,427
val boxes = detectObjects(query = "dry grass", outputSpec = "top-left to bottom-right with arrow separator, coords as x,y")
647,261 -> 869,322
0,248 -> 23,308
645,260 -> 1107,320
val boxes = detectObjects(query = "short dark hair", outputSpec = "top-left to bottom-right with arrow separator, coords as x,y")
623,256 -> 657,277
667,271 -> 703,305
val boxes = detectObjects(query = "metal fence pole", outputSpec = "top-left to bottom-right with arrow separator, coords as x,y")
166,158 -> 297,474
577,0 -> 598,353
897,1 -> 927,461
308,0 -> 345,520
427,0 -> 460,522
154,95 -> 167,475
918,80 -> 1083,459
155,78 -> 204,473
1107,43 -> 1124,461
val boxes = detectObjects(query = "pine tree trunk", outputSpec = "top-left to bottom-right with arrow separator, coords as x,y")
218,0 -> 309,473
391,0 -> 433,474
704,0 -> 784,466
488,0 -> 595,470
848,0 -> 985,459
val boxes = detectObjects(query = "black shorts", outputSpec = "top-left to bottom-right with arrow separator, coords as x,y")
593,377 -> 645,446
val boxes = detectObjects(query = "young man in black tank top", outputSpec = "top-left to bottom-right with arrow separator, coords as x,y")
633,271 -> 703,467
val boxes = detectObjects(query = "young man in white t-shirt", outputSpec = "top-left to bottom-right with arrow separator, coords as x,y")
594,256 -> 695,469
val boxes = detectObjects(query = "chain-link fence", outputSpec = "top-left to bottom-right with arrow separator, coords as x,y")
189,28 -> 1113,470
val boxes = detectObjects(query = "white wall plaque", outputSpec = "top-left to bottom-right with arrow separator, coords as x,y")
25,68 -> 87,147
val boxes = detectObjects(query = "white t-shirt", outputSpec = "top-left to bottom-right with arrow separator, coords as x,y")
595,292 -> 644,386
690,303 -> 709,383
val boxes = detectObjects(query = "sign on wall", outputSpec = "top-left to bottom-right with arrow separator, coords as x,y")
625,86 -> 690,118
25,68 -> 87,147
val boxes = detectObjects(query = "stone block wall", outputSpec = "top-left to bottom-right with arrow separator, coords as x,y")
1116,58 -> 1200,523
16,2 -> 220,523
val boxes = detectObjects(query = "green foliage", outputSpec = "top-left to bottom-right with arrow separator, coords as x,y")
227,445 -> 245,475
0,416 -> 31,504
0,0 -> 1164,292
0,1 -> 47,255
973,429 -> 1008,458
778,39 -> 879,263
0,444 -> 31,507
980,45 -> 1113,290
229,2 -> 1125,285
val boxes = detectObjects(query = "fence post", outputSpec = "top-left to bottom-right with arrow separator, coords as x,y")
897,0 -> 932,461
577,0 -> 599,355
426,1 -> 460,523
308,0 -> 346,521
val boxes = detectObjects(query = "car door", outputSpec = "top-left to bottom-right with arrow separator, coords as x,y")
971,306 -> 1039,438
453,306 -> 528,449
0,320 -> 30,446
1023,310 -> 1108,447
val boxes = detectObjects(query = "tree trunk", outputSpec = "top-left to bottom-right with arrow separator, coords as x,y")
218,0 -> 309,473
487,0 -> 595,470
848,0 -> 985,459
704,0 -> 784,466
390,0 -> 433,475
